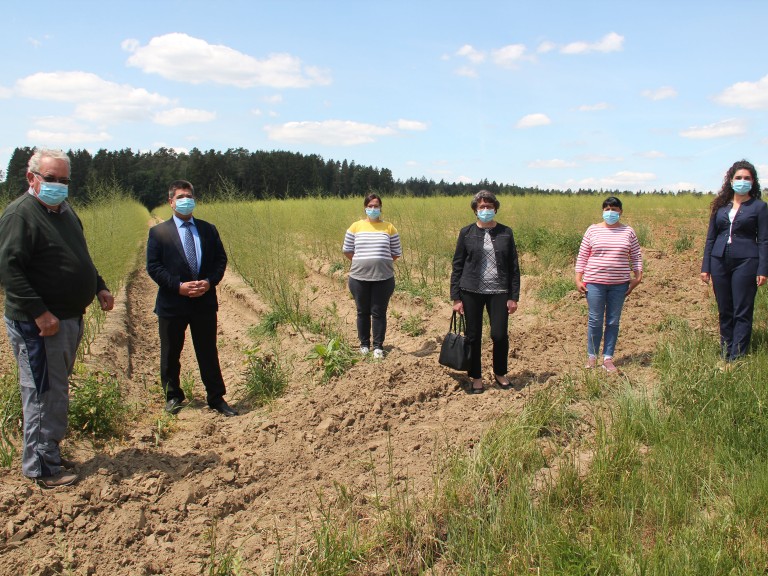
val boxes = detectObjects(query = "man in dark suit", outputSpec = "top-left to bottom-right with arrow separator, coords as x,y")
146,180 -> 237,416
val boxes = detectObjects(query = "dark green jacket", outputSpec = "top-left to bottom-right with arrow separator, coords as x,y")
0,192 -> 107,321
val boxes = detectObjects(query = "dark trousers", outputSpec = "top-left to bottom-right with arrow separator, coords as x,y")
710,252 -> 758,361
348,276 -> 395,349
159,312 -> 226,405
461,291 -> 509,379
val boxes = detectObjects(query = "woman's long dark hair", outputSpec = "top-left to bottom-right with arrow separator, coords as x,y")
710,159 -> 761,217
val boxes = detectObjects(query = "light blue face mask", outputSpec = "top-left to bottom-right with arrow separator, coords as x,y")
732,180 -> 752,195
37,182 -> 68,206
365,207 -> 381,219
602,210 -> 620,225
174,197 -> 196,215
477,208 -> 495,223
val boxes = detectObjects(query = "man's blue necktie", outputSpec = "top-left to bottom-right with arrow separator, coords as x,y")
181,221 -> 198,279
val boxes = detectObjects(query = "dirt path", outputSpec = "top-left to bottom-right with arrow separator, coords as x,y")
0,236 -> 713,575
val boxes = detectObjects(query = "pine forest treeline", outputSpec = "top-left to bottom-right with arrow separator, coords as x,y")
0,146 -> 702,208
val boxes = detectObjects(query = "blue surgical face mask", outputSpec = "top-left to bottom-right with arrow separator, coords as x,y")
477,208 -> 495,223
732,180 -> 752,195
603,210 -> 621,225
36,182 -> 68,207
365,207 -> 381,219
174,197 -> 196,215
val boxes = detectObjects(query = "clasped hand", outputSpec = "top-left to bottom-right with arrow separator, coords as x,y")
180,280 -> 209,298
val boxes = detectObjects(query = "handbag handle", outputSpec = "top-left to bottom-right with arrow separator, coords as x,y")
449,310 -> 466,335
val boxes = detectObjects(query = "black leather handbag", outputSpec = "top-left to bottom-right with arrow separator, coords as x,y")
438,311 -> 471,371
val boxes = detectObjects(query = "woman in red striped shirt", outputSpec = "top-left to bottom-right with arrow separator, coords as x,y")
574,197 -> 643,373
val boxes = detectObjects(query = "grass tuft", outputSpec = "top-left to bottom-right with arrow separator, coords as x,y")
69,370 -> 129,439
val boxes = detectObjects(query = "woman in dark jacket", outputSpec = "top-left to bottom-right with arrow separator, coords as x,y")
450,190 -> 520,394
701,159 -> 768,362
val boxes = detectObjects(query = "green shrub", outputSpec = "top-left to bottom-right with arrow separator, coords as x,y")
69,371 -> 129,438
401,314 -> 425,336
0,370 -> 21,468
243,348 -> 288,406
306,338 -> 359,382
673,229 -> 694,253
537,277 -> 575,302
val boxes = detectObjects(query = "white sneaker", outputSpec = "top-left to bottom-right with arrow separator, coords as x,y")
373,348 -> 384,359
359,346 -> 370,355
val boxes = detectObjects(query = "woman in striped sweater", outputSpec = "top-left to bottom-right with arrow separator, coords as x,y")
575,197 -> 643,373
343,193 -> 402,359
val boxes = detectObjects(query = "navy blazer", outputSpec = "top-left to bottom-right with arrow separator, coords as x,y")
146,217 -> 227,317
701,197 -> 768,276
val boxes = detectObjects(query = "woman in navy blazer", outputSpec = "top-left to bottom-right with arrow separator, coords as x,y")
701,160 -> 768,362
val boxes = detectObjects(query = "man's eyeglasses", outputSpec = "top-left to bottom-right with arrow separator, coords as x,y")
33,172 -> 71,185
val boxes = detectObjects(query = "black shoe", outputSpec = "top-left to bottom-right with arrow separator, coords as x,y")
165,398 -> 184,415
209,400 -> 238,417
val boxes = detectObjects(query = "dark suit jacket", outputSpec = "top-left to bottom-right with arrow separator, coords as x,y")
701,197 -> 768,275
146,217 -> 227,317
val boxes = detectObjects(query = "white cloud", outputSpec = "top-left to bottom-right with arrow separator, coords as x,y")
579,154 -> 624,163
396,119 -> 427,131
561,32 -> 624,54
642,86 -> 677,101
602,170 -> 655,186
456,44 -> 485,63
32,116 -> 88,131
577,102 -> 610,111
457,175 -> 473,183
251,108 -> 263,116
560,170 -> 656,190
264,94 -> 283,104
637,150 -> 666,158
665,181 -> 700,192
15,71 -> 173,123
491,44 -> 527,68
537,41 -> 556,54
27,35 -> 49,49
715,74 -> 768,109
27,129 -> 111,144
153,108 -> 216,126
528,159 -> 577,168
124,33 -> 331,88
0,86 -> 11,99
265,120 -> 396,146
679,119 -> 746,139
454,66 -> 478,78
758,164 -> 768,178
516,113 -> 551,128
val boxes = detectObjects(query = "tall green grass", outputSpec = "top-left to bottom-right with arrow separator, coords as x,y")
275,301 -> 768,574
77,194 -> 150,357
199,193 -> 711,307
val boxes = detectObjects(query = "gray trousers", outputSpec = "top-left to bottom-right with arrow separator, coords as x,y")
4,316 -> 82,478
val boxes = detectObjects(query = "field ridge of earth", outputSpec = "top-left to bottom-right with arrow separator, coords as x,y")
0,235 -> 712,575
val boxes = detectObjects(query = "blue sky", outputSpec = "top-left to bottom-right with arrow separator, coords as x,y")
2,0 -> 768,193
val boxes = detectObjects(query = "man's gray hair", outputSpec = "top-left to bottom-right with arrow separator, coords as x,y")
28,148 -> 71,173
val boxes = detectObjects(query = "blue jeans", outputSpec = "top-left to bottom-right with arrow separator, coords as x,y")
585,282 -> 628,358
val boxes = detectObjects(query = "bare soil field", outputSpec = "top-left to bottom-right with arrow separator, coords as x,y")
0,233 -> 713,575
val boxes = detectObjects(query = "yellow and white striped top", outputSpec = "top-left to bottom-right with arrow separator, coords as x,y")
342,219 -> 402,281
